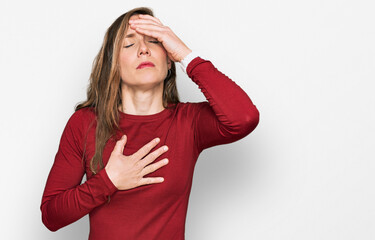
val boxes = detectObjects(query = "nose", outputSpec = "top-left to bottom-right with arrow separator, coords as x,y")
137,40 -> 150,57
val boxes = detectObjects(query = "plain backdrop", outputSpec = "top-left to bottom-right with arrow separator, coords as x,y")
0,0 -> 374,239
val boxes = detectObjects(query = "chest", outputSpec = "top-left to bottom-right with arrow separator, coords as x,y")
83,118 -> 200,199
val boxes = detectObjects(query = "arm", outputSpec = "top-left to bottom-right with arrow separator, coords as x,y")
40,110 -> 118,231
185,55 -> 260,153
127,14 -> 259,151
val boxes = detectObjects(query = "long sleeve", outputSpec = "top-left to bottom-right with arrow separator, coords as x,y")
40,110 -> 118,232
188,57 -> 260,153
178,50 -> 200,73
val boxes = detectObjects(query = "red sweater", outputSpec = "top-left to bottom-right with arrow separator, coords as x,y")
41,57 -> 259,239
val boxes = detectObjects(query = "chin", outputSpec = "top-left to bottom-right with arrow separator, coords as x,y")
134,74 -> 164,86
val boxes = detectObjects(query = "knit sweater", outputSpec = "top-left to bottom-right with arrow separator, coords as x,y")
41,56 -> 260,239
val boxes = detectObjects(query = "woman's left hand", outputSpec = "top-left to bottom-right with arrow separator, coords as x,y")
129,14 -> 192,62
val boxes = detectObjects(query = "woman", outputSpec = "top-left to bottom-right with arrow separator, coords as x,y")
41,6 -> 260,240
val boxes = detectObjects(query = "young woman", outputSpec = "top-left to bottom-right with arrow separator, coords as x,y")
41,6 -> 260,240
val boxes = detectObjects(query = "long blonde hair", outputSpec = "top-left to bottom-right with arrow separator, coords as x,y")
75,7 -> 180,174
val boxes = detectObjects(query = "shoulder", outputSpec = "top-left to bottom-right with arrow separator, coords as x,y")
69,106 -> 95,121
65,107 -> 96,133
175,101 -> 210,118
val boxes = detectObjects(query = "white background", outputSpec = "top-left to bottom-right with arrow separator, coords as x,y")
0,0 -> 374,239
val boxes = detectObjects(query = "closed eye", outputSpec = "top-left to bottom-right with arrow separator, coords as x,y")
124,41 -> 160,48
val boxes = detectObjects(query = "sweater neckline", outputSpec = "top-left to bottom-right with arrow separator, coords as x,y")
118,103 -> 175,121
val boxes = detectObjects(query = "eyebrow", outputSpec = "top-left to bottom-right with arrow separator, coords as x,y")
124,33 -> 155,41
125,33 -> 136,38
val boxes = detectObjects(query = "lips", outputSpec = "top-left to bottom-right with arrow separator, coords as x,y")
137,61 -> 155,69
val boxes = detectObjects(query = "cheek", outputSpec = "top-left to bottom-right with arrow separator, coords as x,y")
119,52 -> 130,65
155,48 -> 169,66
119,53 -> 133,71
118,56 -> 134,81
158,47 -> 168,58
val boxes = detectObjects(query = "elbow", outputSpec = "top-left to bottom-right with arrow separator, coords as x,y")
41,204 -> 60,232
248,106 -> 260,131
42,218 -> 57,232
42,214 -> 59,232
221,105 -> 260,138
240,105 -> 260,136
43,222 -> 59,232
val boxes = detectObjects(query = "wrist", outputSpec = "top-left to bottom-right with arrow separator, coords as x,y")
179,48 -> 192,62
178,50 -> 201,73
104,166 -> 119,189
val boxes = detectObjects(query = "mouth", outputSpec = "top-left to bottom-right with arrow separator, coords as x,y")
137,62 -> 155,69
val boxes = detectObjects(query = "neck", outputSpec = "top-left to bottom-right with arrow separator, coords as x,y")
119,82 -> 165,115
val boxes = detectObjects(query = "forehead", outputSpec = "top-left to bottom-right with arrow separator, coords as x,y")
124,15 -> 142,37
129,14 -> 141,21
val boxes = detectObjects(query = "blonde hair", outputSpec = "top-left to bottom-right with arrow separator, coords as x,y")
75,7 -> 180,174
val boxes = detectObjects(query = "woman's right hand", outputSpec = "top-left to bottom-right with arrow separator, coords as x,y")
105,135 -> 169,190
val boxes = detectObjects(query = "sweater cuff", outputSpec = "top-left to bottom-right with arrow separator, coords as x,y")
96,168 -> 118,196
186,56 -> 209,79
179,50 -> 201,74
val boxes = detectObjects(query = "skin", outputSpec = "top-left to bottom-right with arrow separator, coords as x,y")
105,14 -> 192,190
119,14 -> 192,115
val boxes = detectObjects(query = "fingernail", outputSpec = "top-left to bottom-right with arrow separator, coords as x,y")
155,138 -> 160,143
164,146 -> 168,151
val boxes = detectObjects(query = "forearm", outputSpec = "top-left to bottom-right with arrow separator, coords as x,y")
41,168 -> 117,231
188,56 -> 260,136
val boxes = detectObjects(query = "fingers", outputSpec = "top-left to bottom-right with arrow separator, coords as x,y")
130,24 -> 166,40
129,16 -> 167,39
141,158 -> 169,176
132,137 -> 160,160
140,144 -> 169,167
129,19 -> 161,27
139,177 -> 164,186
137,14 -> 163,25
113,135 -> 127,155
